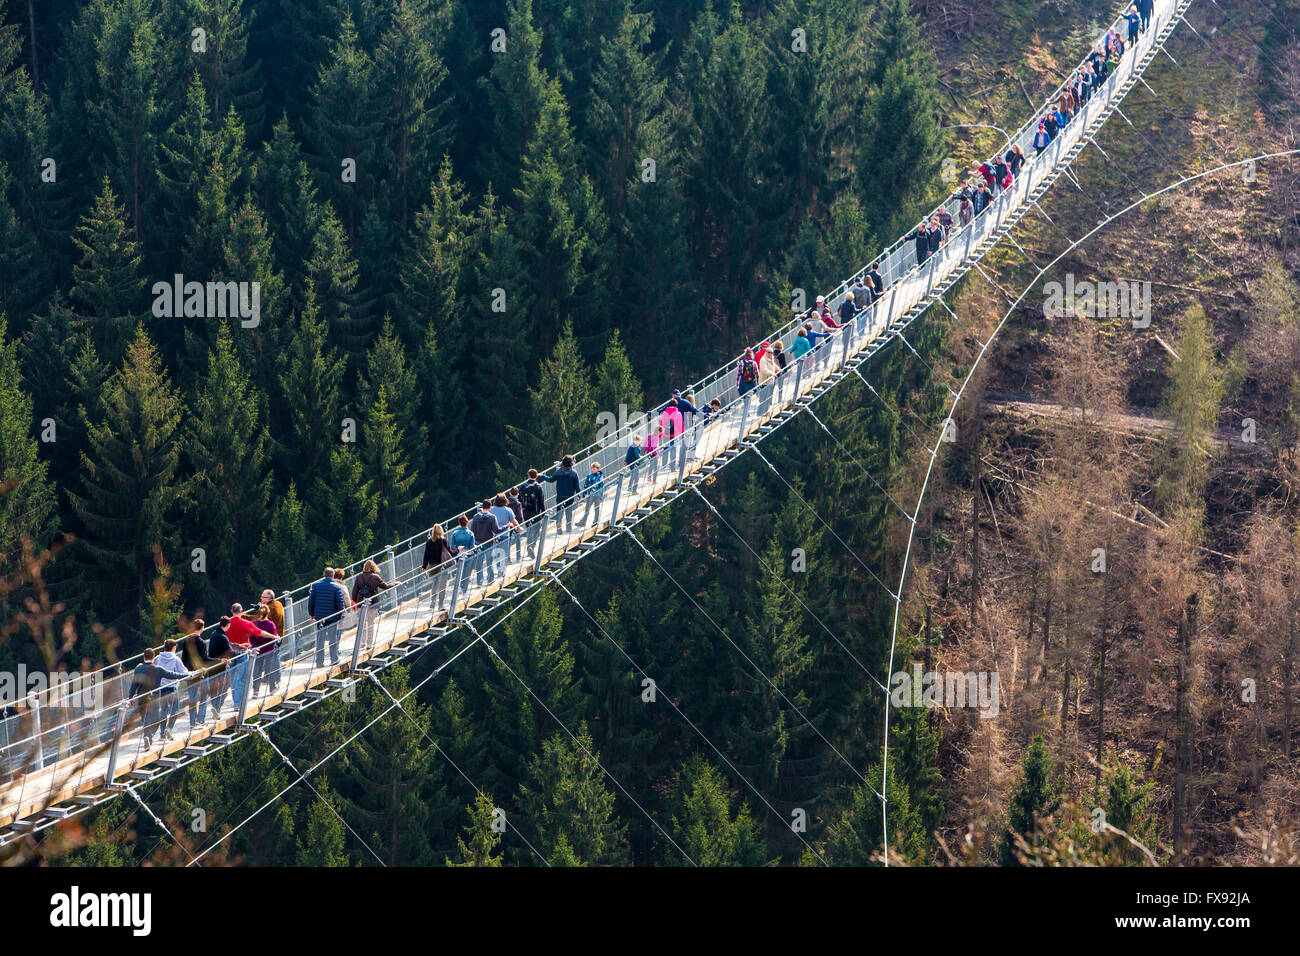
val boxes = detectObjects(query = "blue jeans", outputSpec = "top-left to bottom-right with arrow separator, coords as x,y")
315,621 -> 340,667
228,654 -> 250,713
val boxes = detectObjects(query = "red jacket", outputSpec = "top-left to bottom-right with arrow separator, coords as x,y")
225,616 -> 262,648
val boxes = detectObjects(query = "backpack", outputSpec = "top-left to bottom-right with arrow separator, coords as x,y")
739,360 -> 757,385
521,482 -> 545,517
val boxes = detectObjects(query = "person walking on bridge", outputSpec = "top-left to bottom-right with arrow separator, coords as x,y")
421,523 -> 455,610
625,435 -> 644,492
542,456 -> 581,533
352,558 -> 395,648
1137,0 -> 1153,31
308,566 -> 347,669
736,347 -> 759,398
579,462 -> 605,527
1124,5 -> 1140,45
519,471 -> 546,557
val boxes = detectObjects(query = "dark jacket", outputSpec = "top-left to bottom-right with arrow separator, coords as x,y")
519,480 -> 546,520
542,466 -> 580,502
422,536 -> 455,570
911,229 -> 929,261
128,660 -> 187,700
469,510 -> 500,545
308,576 -> 346,626
351,570 -> 393,604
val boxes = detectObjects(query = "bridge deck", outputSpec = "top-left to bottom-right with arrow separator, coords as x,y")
0,0 -> 1189,841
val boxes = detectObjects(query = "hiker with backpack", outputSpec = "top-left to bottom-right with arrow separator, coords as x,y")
541,456 -> 581,534
737,347 -> 760,399
519,471 -> 547,558
351,559 -> 395,648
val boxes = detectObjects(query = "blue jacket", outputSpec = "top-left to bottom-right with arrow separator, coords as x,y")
308,577 -> 346,625
449,526 -> 475,553
791,336 -> 812,358
625,444 -> 643,468
583,471 -> 605,499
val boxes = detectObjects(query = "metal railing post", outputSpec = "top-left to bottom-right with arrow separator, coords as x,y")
236,650 -> 255,725
349,603 -> 368,671
610,473 -> 625,529
383,546 -> 398,610
533,514 -> 550,574
103,706 -> 127,786
447,553 -> 464,621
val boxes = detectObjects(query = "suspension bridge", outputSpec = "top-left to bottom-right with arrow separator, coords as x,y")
0,0 -> 1196,852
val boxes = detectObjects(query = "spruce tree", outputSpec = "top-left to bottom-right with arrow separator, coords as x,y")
186,324 -> 272,602
334,665 -> 448,865
273,285 -> 345,482
69,176 -> 145,358
480,587 -> 586,794
305,12 -> 379,242
515,726 -> 629,866
250,482 -> 319,590
667,757 -> 767,866
999,735 -> 1063,866
0,316 -> 58,567
67,327 -> 189,636
360,385 -> 423,547
447,791 -> 504,867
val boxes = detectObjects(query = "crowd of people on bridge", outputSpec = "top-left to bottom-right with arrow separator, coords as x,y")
19,0 -> 1153,764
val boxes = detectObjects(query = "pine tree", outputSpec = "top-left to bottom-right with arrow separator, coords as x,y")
0,316 -> 58,567
307,203 -> 369,358
1156,304 -> 1223,522
333,665 -> 448,865
667,757 -> 768,866
476,0 -> 549,200
858,0 -> 944,235
360,385 -> 423,547
69,176 -> 145,358
296,781 -> 350,866
250,482 -> 319,589
512,85 -> 608,346
373,0 -> 453,236
186,324 -> 272,601
507,320 -> 597,473
273,286 -> 345,482
254,117 -> 321,299
447,791 -> 504,867
480,587 -> 586,794
67,327 -> 189,637
305,12 -> 379,242
310,442 -> 376,563
592,329 -> 644,425
515,726 -> 629,866
999,735 -> 1063,866
157,0 -> 264,128
800,763 -> 909,866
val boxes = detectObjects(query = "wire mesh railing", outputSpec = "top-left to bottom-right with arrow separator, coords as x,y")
1,0 -> 1177,830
